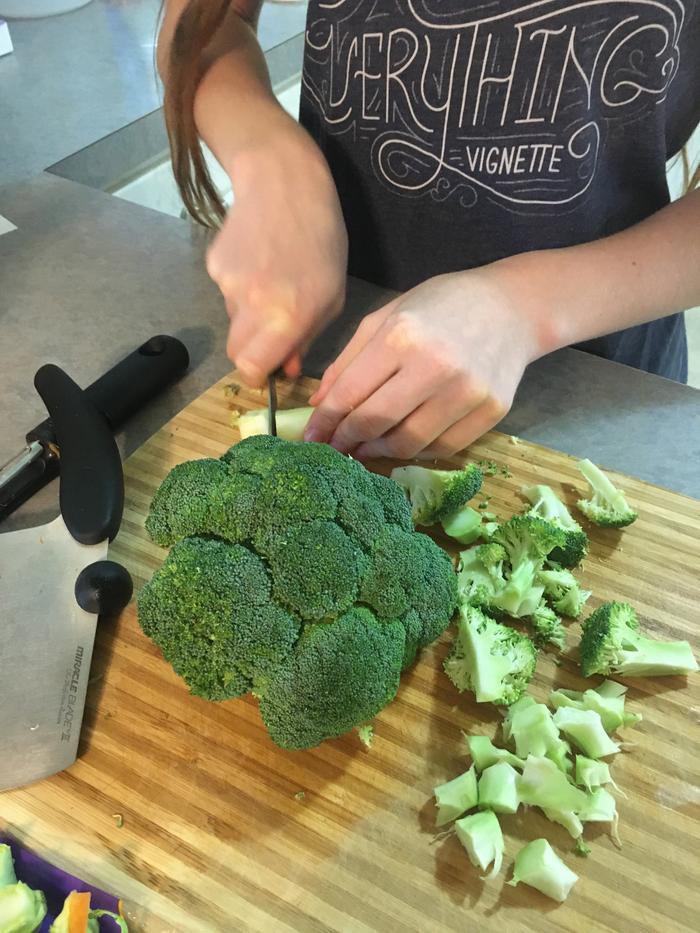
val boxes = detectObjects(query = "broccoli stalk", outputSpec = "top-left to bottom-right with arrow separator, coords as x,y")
519,756 -> 588,814
234,406 -> 314,441
390,464 -> 483,525
576,459 -> 638,528
465,734 -> 524,772
522,484 -> 589,567
434,765 -> 478,827
574,756 -> 613,791
580,602 -> 698,677
441,506 -> 483,544
477,762 -> 520,814
508,839 -> 579,902
454,810 -> 504,880
552,707 -> 620,759
444,605 -> 536,706
549,681 -> 641,732
503,701 -> 571,771
578,786 -> 617,823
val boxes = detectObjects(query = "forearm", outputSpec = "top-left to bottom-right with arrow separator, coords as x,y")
497,189 -> 700,357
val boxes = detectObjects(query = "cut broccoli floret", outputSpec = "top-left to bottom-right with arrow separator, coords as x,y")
578,786 -> 617,823
519,755 -> 587,814
390,464 -> 482,525
441,506 -> 483,544
529,601 -> 566,649
552,707 -> 620,759
580,602 -> 698,677
465,735 -> 524,772
0,883 -> 47,933
456,544 -> 507,608
444,605 -> 536,706
536,567 -> 591,619
575,459 -> 638,528
550,681 -> 641,732
508,839 -> 578,902
477,762 -> 520,814
434,765 -> 478,826
522,484 -> 589,567
454,810 -> 504,880
490,515 -> 566,617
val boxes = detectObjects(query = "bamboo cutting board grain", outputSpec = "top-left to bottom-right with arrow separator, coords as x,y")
2,374 -> 699,933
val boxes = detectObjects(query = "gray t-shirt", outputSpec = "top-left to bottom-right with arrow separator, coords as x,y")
299,0 -> 699,382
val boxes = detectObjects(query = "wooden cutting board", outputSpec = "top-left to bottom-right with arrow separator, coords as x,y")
2,374 -> 699,933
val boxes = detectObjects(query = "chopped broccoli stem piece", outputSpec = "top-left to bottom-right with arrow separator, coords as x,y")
543,807 -> 584,839
522,484 -> 589,567
529,601 -> 566,649
390,464 -> 483,525
574,838 -> 592,857
235,406 -> 314,441
444,605 -> 536,706
454,810 -> 504,880
550,682 -> 641,733
552,707 -> 620,759
508,838 -> 579,902
578,786 -> 617,823
434,765 -> 478,827
504,702 -> 571,771
465,735 -> 524,772
574,756 -> 612,791
536,567 -> 591,619
0,846 -> 16,888
441,506 -> 483,545
519,756 -> 588,814
0,882 -> 47,933
357,724 -> 374,748
478,762 -> 520,814
575,459 -> 638,528
580,602 -> 698,678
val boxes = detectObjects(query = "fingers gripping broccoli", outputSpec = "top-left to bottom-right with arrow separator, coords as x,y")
522,484 -> 589,567
579,601 -> 698,678
389,464 -> 483,526
139,436 -> 458,748
575,459 -> 638,528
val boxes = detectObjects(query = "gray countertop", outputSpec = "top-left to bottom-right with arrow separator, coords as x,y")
1,172 -> 698,536
0,0 -> 308,187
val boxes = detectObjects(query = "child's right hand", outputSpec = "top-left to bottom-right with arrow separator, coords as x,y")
206,123 -> 348,385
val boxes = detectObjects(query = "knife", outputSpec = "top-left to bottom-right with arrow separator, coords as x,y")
0,364 -> 132,792
0,334 -> 189,523
267,371 -> 279,437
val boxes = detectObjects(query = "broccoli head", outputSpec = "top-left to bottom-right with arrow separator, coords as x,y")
579,601 -> 698,677
139,436 -> 458,748
390,464 -> 483,525
522,484 -> 589,567
575,459 -> 638,528
444,604 -> 537,705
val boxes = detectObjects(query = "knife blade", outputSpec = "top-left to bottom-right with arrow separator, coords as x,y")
267,371 -> 279,437
0,364 -> 129,791
0,334 -> 189,523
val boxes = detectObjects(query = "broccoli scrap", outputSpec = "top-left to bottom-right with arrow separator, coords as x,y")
444,604 -> 536,706
389,464 -> 483,525
522,484 -> 589,567
357,724 -> 375,749
579,602 -> 698,678
575,459 -> 638,528
574,838 -> 592,857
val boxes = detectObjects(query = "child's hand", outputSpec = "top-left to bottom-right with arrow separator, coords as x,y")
305,268 -> 544,459
206,127 -> 348,385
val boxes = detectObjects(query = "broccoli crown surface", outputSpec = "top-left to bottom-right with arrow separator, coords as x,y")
139,436 -> 458,748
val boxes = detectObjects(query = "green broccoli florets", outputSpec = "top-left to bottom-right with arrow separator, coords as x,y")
489,515 -> 566,617
389,464 -> 483,525
444,604 -> 536,705
140,436 -> 458,748
522,484 -> 589,567
456,544 -> 506,608
529,601 -> 566,649
536,566 -> 591,619
579,602 -> 698,678
575,459 -> 638,528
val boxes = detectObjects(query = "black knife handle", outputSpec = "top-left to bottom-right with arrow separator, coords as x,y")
34,365 -> 123,545
27,335 -> 189,446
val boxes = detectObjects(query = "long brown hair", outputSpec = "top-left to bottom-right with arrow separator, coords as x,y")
161,0 -> 230,227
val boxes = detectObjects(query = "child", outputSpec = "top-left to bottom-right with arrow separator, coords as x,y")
159,0 -> 699,459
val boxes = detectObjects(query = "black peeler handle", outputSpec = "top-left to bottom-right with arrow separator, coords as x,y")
34,365 -> 124,545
